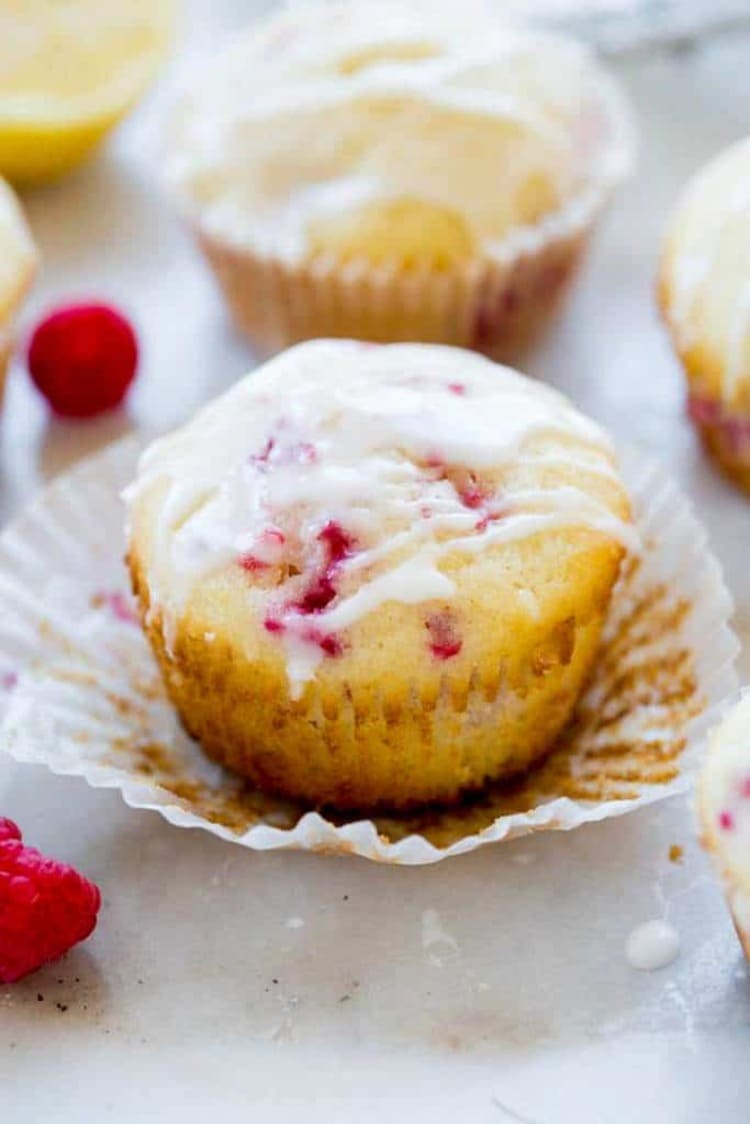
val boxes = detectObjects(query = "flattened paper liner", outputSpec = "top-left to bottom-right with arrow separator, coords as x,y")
0,437 -> 738,864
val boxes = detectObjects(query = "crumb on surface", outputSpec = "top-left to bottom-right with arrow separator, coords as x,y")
669,844 -> 684,863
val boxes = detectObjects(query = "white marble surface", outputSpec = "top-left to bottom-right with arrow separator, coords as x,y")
1,5 -> 750,1121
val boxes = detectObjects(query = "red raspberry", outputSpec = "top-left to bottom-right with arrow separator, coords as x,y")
27,302 -> 138,418
0,819 -> 101,983
0,818 -> 21,843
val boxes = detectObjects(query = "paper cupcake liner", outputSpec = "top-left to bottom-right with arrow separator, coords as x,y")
132,544 -> 611,810
0,436 -> 738,864
179,73 -> 635,360
197,221 -> 590,362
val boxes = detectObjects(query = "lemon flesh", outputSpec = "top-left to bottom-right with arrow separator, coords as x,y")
0,0 -> 174,185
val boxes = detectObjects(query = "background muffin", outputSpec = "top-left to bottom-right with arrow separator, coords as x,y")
698,693 -> 750,959
659,137 -> 750,494
126,340 -> 634,810
0,179 -> 36,398
166,1 -> 634,360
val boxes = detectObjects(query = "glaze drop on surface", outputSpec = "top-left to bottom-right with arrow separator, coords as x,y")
625,920 -> 680,972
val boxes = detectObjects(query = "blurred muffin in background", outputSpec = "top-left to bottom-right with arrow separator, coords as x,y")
166,1 -> 634,359
125,339 -> 634,810
698,693 -> 750,959
660,137 -> 750,495
0,180 -> 36,397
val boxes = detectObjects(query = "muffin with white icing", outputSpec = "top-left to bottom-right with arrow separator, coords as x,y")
660,138 -> 750,494
166,1 -> 633,360
125,340 -> 634,809
0,178 -> 36,396
698,693 -> 750,958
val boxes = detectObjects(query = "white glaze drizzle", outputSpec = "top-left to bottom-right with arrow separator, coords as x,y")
166,1 -> 617,259
126,341 -> 635,696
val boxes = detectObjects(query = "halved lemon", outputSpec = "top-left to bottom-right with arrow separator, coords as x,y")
0,0 -> 175,185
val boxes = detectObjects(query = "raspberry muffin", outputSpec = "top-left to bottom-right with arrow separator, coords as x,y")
698,693 -> 750,958
166,2 -> 633,360
0,178 -> 36,396
660,137 -> 750,494
125,340 -> 635,810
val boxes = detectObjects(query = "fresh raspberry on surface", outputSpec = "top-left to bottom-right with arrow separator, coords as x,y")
317,520 -> 355,566
27,302 -> 138,418
0,820 -> 101,983
0,818 -> 21,843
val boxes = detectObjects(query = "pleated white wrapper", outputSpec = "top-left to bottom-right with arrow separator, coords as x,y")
0,436 -> 739,864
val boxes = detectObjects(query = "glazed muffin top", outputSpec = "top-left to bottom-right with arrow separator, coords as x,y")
0,179 -> 35,326
660,137 -> 750,406
166,1 -> 632,267
126,340 -> 635,697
